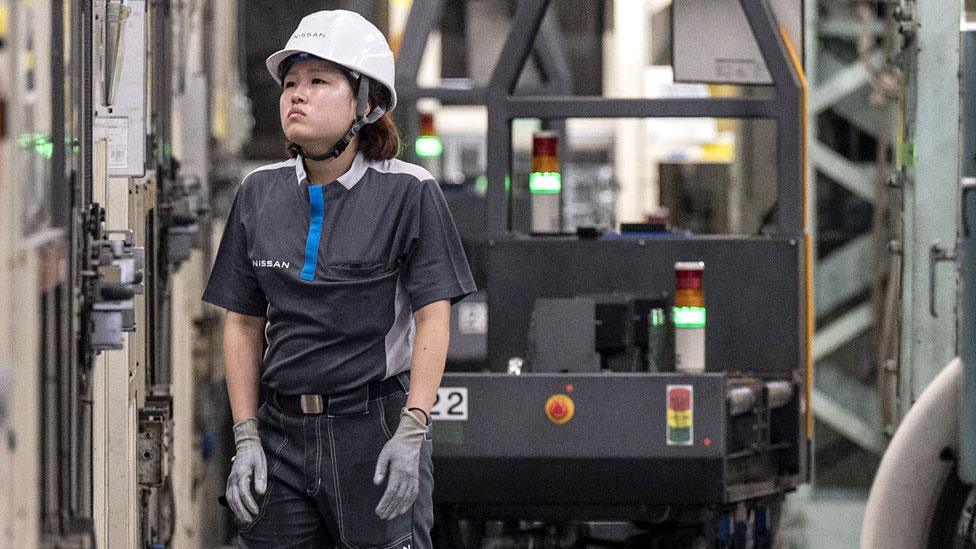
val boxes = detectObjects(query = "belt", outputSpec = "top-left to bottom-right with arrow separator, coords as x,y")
270,373 -> 407,416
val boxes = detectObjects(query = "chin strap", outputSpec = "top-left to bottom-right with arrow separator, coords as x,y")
300,75 -> 385,161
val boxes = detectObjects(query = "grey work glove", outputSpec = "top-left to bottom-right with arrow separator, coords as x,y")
226,418 -> 268,524
373,408 -> 429,520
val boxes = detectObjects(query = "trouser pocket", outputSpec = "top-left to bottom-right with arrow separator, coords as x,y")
238,403 -> 287,534
330,395 -> 412,548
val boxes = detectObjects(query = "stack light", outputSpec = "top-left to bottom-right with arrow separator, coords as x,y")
674,261 -> 706,373
529,131 -> 561,194
666,385 -> 693,445
414,111 -> 443,158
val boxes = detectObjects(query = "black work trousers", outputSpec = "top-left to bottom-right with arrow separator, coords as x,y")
237,383 -> 433,549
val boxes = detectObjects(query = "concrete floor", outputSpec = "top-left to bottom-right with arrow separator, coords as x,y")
215,485 -> 870,548
777,485 -> 868,549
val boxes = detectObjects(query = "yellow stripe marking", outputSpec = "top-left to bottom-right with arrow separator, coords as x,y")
779,26 -> 814,441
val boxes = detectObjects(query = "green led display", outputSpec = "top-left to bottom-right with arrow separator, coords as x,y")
529,171 -> 561,194
673,306 -> 706,329
415,135 -> 443,158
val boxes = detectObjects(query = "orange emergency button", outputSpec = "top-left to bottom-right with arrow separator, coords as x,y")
545,394 -> 575,424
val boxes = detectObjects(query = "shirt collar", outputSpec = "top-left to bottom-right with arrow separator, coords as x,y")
294,155 -> 309,186
295,152 -> 368,190
337,151 -> 368,190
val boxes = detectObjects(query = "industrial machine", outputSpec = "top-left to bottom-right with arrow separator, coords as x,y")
859,15 -> 976,548
0,1 -> 241,547
396,1 -> 811,546
22,0 -> 976,549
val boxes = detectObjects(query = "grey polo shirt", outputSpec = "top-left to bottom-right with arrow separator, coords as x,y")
202,152 -> 476,395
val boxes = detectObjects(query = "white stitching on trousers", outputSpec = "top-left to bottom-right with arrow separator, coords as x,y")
310,414 -> 322,496
377,397 -> 393,440
328,419 -> 362,549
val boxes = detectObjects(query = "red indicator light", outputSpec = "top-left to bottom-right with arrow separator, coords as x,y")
565,384 -> 574,393
531,131 -> 559,173
674,262 -> 705,307
532,131 -> 558,157
668,387 -> 691,411
675,269 -> 703,290
419,111 -> 436,137
704,438 -> 712,446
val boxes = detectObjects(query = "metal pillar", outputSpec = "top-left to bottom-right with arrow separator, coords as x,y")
959,28 -> 976,484
609,0 -> 649,225
898,0 -> 961,410
962,181 -> 976,483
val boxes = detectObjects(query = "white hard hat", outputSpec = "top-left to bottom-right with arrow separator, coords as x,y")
266,10 -> 397,112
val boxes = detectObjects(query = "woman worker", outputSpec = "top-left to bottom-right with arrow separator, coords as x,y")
202,10 -> 476,548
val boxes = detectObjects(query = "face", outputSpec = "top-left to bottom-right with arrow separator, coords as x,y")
279,59 -> 358,154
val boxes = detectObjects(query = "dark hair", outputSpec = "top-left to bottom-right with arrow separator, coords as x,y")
286,80 -> 401,161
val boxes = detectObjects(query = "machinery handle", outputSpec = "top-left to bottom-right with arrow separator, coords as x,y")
929,241 -> 957,318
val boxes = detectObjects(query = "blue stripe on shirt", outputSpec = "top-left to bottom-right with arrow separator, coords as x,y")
301,185 -> 325,281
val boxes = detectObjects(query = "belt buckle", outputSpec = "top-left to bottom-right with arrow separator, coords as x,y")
300,394 -> 324,414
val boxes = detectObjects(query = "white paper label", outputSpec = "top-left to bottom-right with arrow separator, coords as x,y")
93,117 -> 129,171
430,387 -> 468,421
457,302 -> 487,335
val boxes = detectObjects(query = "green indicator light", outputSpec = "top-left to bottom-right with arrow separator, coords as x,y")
474,174 -> 487,196
529,171 -> 561,194
651,308 -> 666,327
415,135 -> 443,158
18,132 -> 44,148
668,426 -> 692,444
476,175 -> 510,194
18,133 -> 54,159
673,306 -> 706,329
36,141 -> 54,159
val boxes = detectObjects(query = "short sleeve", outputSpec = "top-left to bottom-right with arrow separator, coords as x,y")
202,189 -> 268,316
402,180 -> 477,311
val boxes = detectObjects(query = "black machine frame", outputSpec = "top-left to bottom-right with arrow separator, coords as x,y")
395,0 -> 811,530
396,0 -> 805,237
